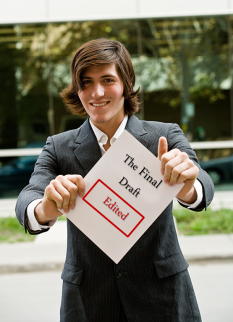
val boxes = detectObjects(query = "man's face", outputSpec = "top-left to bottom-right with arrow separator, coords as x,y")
78,64 -> 125,129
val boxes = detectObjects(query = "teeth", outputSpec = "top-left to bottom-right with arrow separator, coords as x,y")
92,102 -> 108,107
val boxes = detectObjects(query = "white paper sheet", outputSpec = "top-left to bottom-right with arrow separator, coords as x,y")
65,130 -> 184,263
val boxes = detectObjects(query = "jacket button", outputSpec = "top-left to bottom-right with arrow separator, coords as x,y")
116,271 -> 123,279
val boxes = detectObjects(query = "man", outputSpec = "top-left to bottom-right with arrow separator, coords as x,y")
16,38 -> 214,322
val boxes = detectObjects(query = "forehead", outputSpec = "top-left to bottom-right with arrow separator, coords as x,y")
82,63 -> 120,78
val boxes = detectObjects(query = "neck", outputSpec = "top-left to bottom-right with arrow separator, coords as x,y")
92,115 -> 125,141
96,122 -> 120,140
93,114 -> 126,152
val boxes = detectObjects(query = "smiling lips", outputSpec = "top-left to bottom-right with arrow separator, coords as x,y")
91,101 -> 109,107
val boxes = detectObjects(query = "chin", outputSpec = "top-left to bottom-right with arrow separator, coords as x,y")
93,113 -> 112,122
91,116 -> 109,124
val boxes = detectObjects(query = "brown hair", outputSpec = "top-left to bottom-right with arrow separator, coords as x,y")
60,38 -> 140,116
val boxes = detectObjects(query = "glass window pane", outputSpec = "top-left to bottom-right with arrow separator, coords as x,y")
137,16 -> 231,141
0,23 -> 49,149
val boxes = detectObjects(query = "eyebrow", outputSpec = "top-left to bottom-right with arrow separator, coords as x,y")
82,74 -> 117,79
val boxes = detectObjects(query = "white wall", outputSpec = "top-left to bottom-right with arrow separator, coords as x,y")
0,0 -> 233,24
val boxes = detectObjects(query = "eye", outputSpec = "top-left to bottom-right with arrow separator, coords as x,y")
82,80 -> 91,85
104,78 -> 114,83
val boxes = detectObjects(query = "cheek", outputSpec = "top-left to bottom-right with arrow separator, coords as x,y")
112,87 -> 124,101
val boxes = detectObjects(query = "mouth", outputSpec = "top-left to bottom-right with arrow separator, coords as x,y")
90,101 -> 110,107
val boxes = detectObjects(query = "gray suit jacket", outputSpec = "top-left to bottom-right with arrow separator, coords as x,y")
16,115 -> 214,322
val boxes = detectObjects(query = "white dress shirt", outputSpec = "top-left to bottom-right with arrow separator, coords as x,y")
27,115 -> 203,231
89,114 -> 128,156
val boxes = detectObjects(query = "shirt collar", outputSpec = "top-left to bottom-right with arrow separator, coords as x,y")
89,115 -> 128,154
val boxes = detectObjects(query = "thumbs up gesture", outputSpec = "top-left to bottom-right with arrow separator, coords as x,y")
158,137 -> 199,204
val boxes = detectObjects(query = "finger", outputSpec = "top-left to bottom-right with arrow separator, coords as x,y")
45,183 -> 65,210
67,175 -> 85,198
168,162 -> 192,185
51,178 -> 73,212
160,148 -> 180,177
61,175 -> 82,209
158,137 -> 168,161
163,152 -> 189,184
176,166 -> 199,184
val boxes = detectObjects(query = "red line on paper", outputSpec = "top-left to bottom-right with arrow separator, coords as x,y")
83,179 -> 145,237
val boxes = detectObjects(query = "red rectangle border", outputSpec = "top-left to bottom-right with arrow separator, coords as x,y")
83,179 -> 145,237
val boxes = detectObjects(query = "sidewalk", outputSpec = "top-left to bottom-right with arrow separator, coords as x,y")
0,220 -> 233,273
0,221 -> 67,274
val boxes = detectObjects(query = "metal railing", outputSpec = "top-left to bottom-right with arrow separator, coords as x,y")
0,141 -> 233,158
190,141 -> 233,149
0,148 -> 43,157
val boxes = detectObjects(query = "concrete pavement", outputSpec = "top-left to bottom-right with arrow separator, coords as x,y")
0,198 -> 17,218
1,263 -> 233,322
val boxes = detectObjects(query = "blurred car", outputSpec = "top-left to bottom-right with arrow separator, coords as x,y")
0,142 -> 45,197
200,154 -> 233,185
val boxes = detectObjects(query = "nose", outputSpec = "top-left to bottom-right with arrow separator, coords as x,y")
92,82 -> 104,98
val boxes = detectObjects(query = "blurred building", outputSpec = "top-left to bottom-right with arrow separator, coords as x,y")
1,0 -> 233,196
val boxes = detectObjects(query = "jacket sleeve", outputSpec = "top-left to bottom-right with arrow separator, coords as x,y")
15,136 -> 59,234
166,123 -> 214,211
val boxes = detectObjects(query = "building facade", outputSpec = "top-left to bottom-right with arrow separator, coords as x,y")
1,0 -> 233,196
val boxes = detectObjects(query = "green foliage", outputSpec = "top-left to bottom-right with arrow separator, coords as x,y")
0,217 -> 35,243
58,215 -> 67,221
190,86 -> 226,104
1,208 -> 232,243
173,207 -> 233,235
0,215 -> 67,243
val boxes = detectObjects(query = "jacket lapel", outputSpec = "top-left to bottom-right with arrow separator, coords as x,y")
74,119 -> 102,175
125,115 -> 149,149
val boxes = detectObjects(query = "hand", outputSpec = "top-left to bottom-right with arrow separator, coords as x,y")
35,175 -> 85,225
158,137 -> 199,203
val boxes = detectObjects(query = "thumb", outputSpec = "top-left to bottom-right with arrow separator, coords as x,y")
158,136 -> 168,160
